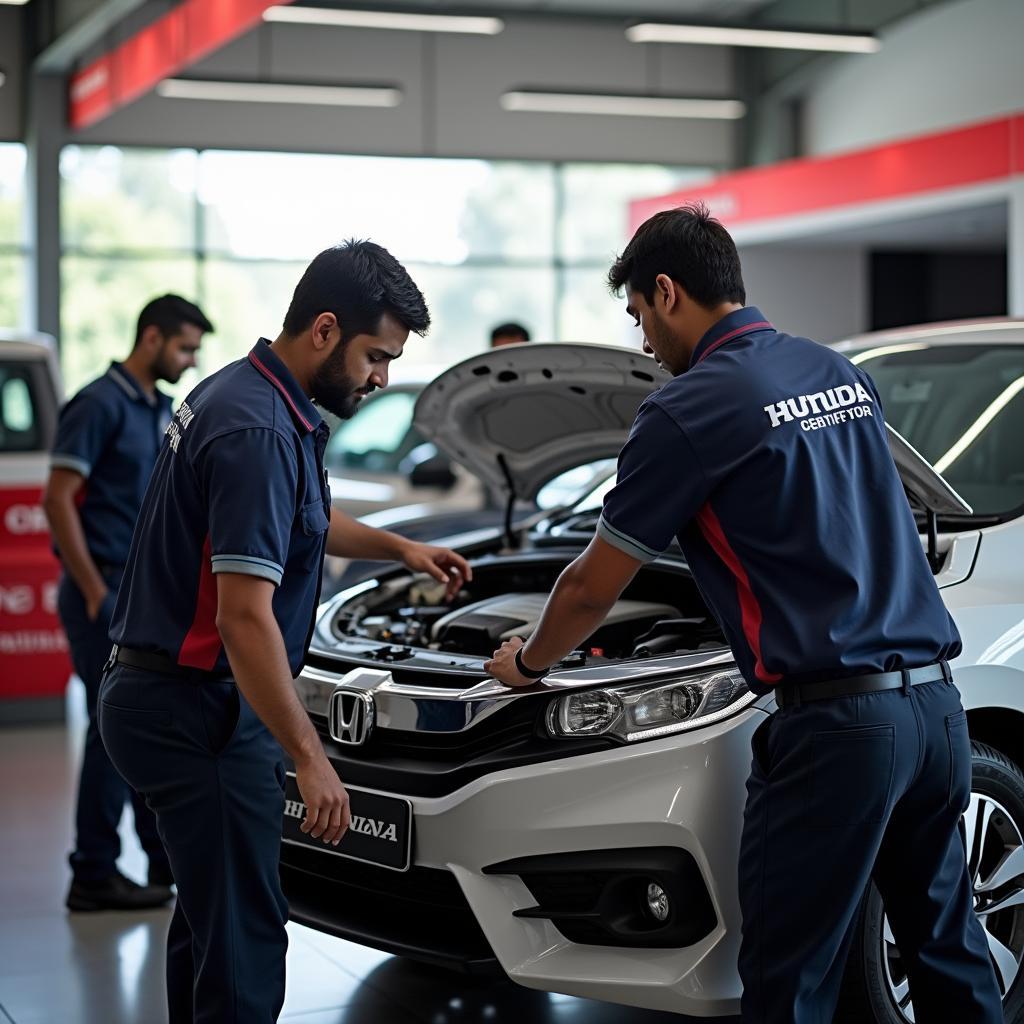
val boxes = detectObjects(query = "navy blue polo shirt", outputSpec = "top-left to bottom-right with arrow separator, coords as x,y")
110,339 -> 331,677
598,306 -> 961,694
50,363 -> 174,567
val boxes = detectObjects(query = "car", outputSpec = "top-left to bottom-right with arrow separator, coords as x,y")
0,332 -> 71,722
280,326 -> 1024,1024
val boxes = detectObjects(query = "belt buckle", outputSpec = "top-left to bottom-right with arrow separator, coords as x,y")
103,644 -> 119,675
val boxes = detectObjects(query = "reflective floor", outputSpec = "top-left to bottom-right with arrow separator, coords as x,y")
0,682 -> 738,1024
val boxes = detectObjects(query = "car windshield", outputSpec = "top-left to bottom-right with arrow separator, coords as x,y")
850,342 -> 1024,517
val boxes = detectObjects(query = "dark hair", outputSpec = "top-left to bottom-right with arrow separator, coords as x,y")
607,203 -> 745,308
490,322 -> 531,344
134,294 -> 214,348
283,240 -> 430,339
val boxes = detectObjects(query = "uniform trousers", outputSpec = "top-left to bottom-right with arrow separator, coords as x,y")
737,676 -> 1003,1023
58,571 -> 170,883
99,665 -> 289,1024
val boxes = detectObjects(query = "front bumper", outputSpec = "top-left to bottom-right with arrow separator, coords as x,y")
283,705 -> 764,1018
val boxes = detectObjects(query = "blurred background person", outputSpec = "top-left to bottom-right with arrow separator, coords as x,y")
44,294 -> 213,912
489,321 -> 531,348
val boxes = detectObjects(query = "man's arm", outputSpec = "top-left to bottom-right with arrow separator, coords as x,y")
484,535 -> 643,687
42,468 -> 108,620
326,507 -> 473,600
215,572 -> 350,845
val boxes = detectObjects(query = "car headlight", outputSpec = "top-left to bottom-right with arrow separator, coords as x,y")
545,667 -> 754,743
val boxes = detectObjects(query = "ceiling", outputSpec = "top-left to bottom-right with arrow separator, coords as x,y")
281,0 -> 776,19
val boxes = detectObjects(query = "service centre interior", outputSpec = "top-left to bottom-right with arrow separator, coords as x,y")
2,0 -> 1024,1022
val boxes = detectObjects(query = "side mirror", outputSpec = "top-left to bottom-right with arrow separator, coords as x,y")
409,455 -> 457,490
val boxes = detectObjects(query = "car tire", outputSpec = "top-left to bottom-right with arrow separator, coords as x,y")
836,741 -> 1024,1024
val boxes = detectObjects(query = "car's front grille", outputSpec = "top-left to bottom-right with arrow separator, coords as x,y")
280,842 -> 499,974
303,691 -> 615,798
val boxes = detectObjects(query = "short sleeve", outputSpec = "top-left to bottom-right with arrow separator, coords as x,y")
199,429 -> 299,586
50,393 -> 118,478
597,401 -> 710,562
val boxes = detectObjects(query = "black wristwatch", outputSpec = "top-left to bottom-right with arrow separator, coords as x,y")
514,646 -> 549,680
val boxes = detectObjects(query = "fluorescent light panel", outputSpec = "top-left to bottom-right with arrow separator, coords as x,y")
0,0 -> 31,6
157,79 -> 402,107
627,23 -> 880,53
501,91 -> 745,120
263,6 -> 504,35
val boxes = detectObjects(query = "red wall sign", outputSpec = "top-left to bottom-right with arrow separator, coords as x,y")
69,0 -> 295,130
630,112 -> 1024,233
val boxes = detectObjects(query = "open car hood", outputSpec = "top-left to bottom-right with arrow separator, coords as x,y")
413,343 -> 972,516
413,343 -> 670,502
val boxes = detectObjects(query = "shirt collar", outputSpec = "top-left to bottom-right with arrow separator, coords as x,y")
689,306 -> 774,370
107,362 -> 158,407
247,339 -> 323,435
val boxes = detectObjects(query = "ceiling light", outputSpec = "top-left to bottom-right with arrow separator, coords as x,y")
263,6 -> 504,35
627,23 -> 880,54
501,91 -> 744,119
156,79 -> 402,107
0,0 -> 31,6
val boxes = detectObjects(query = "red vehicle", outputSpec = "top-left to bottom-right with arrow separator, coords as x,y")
0,333 -> 70,722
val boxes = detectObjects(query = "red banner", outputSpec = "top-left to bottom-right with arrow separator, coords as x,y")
631,112 -> 1024,232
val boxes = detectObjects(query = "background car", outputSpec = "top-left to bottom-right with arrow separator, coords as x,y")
283,326 -> 1024,1024
0,332 -> 70,722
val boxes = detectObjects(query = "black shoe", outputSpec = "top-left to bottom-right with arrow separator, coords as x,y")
66,869 -> 174,912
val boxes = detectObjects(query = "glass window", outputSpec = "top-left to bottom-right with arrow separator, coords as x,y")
200,259 -> 307,377
325,388 -> 420,473
60,257 -> 198,396
0,361 -> 41,453
854,343 -> 1024,517
408,264 -> 555,365
0,254 -> 26,330
559,268 -> 646,348
198,152 -> 555,263
559,164 -> 712,264
61,146 -> 198,254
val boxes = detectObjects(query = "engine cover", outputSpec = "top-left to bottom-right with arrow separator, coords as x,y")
431,593 -> 678,654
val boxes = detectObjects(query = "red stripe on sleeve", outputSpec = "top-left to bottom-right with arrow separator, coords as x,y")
178,533 -> 222,670
696,504 -> 781,685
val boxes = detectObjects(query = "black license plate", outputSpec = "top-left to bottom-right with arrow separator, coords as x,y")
281,773 -> 412,872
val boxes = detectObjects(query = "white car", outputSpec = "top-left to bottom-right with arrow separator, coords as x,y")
282,325 -> 1024,1024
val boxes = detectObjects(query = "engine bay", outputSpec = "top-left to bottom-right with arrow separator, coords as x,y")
324,557 -> 726,669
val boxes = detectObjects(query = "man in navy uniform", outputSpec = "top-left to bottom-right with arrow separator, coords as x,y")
486,205 -> 1003,1023
45,294 -> 212,912
99,242 -> 472,1024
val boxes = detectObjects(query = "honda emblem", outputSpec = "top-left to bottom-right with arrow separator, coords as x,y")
328,687 -> 375,746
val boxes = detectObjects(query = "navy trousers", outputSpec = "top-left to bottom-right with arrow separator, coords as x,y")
58,572 -> 170,883
737,677 -> 1003,1023
98,666 -> 289,1024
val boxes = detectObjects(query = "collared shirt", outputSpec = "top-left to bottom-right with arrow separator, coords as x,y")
110,339 -> 332,677
597,306 -> 961,694
50,363 -> 174,566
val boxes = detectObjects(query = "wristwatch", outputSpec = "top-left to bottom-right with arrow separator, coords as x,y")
514,646 -> 549,680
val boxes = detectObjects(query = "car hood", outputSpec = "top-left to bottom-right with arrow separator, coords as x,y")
413,343 -> 670,502
413,343 -> 971,515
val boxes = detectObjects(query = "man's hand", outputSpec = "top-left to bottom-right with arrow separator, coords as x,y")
84,584 -> 110,623
294,750 -> 351,846
484,636 -> 540,688
400,541 -> 473,601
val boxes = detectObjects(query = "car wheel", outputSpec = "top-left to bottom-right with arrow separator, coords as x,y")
837,742 -> 1024,1024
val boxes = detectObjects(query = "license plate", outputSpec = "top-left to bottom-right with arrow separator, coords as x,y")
281,773 -> 413,872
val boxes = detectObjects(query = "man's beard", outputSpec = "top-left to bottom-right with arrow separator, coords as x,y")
311,343 -> 366,419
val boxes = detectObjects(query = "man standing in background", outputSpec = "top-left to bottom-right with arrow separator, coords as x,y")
489,321 -> 531,347
44,294 -> 213,912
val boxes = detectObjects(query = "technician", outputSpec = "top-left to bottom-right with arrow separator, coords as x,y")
45,293 -> 212,912
485,205 -> 1002,1023
98,242 -> 471,1024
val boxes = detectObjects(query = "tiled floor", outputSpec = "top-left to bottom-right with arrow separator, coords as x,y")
0,682 -> 738,1024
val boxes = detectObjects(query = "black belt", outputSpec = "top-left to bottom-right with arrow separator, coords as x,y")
108,644 -> 232,683
775,660 -> 952,710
